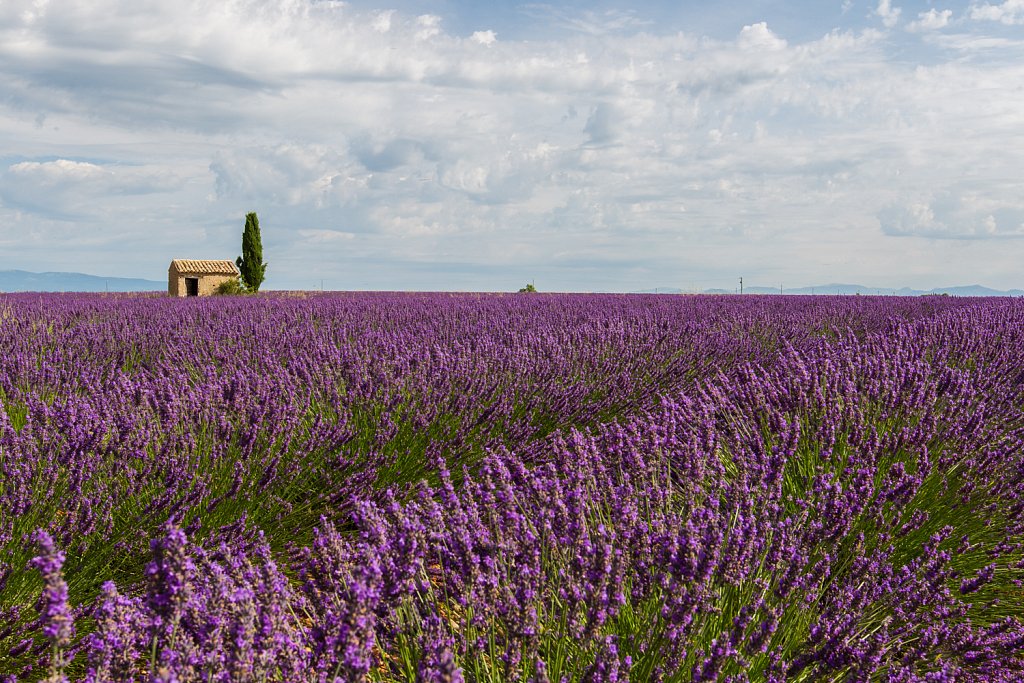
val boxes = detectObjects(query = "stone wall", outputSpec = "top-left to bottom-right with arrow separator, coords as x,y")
168,273 -> 238,297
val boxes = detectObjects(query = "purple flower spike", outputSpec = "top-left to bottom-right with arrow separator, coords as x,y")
416,615 -> 464,683
29,529 -> 74,682
960,564 -> 996,595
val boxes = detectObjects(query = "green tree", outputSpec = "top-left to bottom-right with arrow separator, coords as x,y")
518,283 -> 537,293
236,212 -> 267,292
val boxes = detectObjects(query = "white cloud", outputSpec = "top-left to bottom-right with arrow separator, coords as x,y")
471,30 -> 497,46
371,10 -> 394,33
0,157 -> 201,263
2,159 -> 185,212
414,14 -> 443,41
907,9 -> 953,31
875,0 -> 903,27
521,6 -> 652,36
879,189 -> 1024,238
583,103 -> 617,145
9,159 -> 106,183
297,228 -> 356,243
440,161 -> 491,195
210,145 -> 369,208
737,22 -> 788,51
0,1 -> 1023,289
969,0 -> 1024,24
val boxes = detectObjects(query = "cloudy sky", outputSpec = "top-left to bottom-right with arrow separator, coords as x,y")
1,0 -> 1022,291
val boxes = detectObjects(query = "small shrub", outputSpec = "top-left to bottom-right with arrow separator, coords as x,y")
215,279 -> 246,295
518,283 -> 537,293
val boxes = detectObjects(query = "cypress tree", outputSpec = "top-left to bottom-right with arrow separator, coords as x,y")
236,211 -> 267,292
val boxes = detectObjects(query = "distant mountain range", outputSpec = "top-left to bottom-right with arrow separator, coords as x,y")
0,270 -> 164,292
642,283 -> 1024,297
0,270 -> 1021,297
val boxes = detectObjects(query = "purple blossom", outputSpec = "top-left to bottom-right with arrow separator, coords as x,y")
29,529 -> 74,682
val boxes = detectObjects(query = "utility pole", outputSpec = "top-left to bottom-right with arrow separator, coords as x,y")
739,277 -> 743,295
780,283 -> 783,295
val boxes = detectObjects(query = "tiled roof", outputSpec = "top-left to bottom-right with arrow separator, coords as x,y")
169,259 -> 239,275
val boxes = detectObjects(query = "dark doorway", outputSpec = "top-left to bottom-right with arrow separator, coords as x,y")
185,278 -> 199,296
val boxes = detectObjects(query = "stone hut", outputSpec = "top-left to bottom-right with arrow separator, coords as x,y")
168,259 -> 240,297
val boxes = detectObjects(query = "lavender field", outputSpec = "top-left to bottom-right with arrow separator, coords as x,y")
1,292 -> 1023,682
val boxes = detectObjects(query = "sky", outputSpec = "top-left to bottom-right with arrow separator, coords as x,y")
1,1 -> 1023,292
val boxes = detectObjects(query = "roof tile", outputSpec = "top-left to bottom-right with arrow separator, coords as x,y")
169,259 -> 239,275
